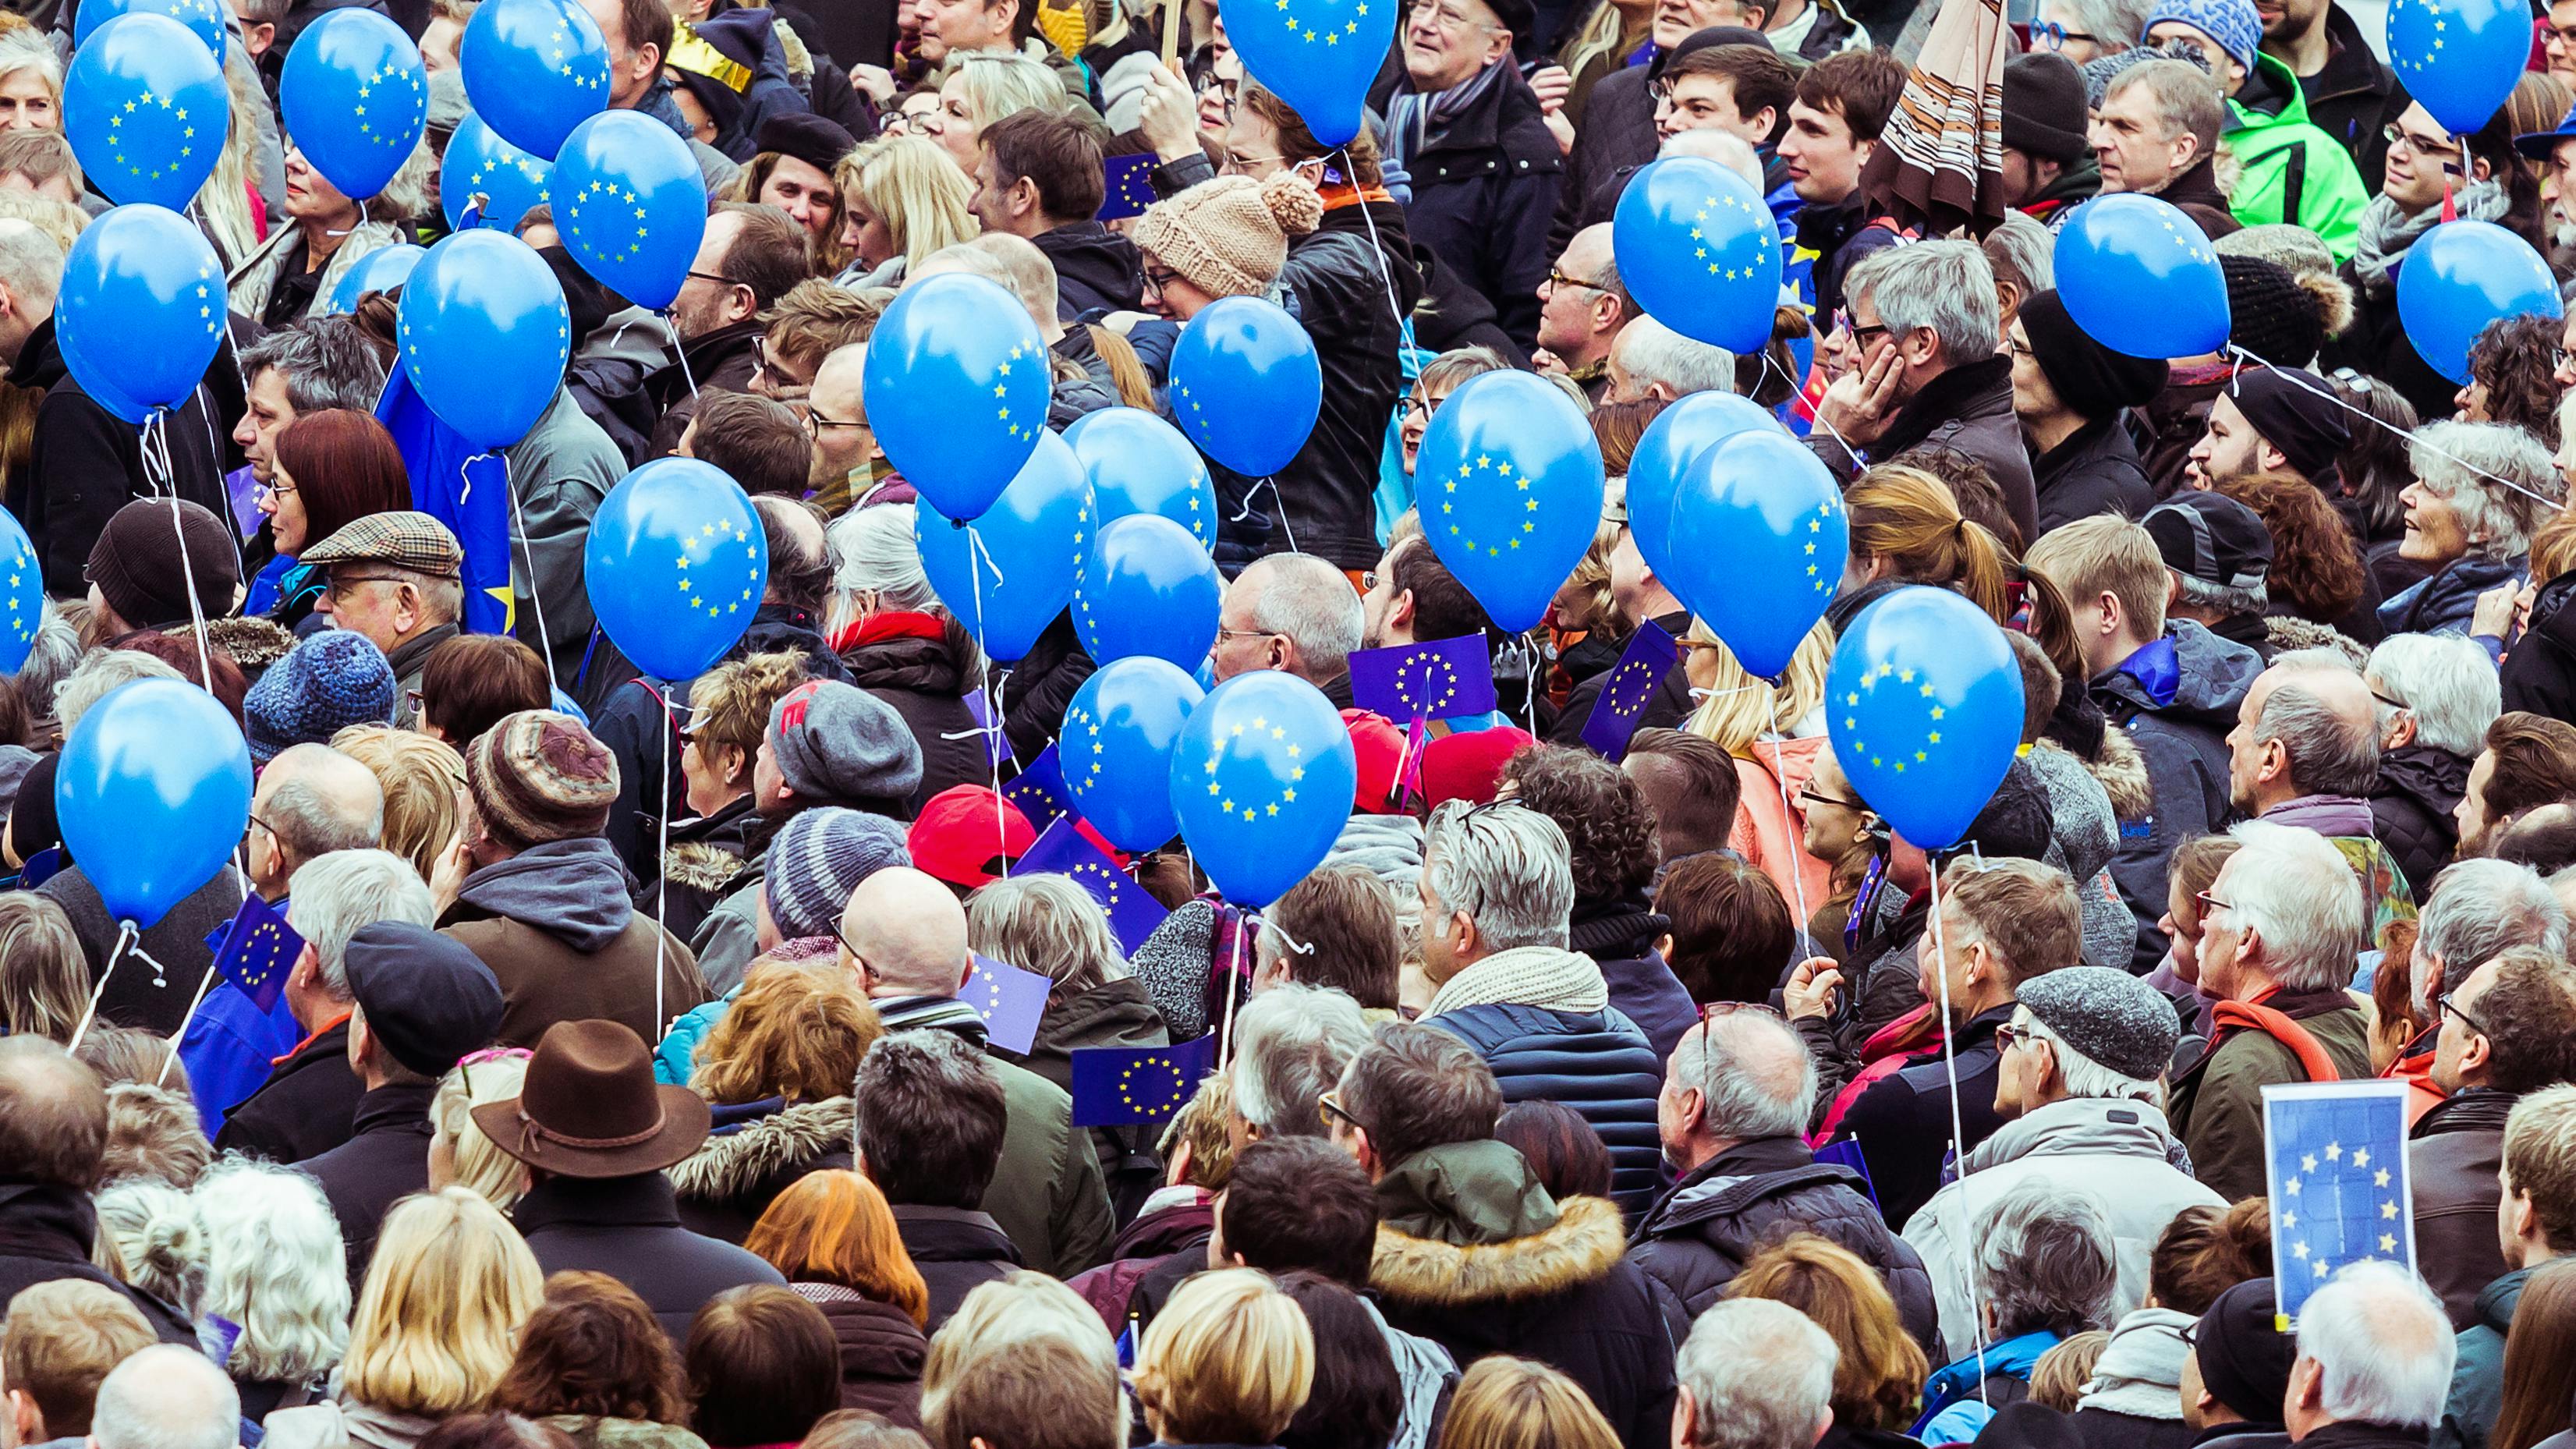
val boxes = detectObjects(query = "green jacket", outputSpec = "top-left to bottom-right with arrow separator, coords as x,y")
2167,989 -> 2374,1203
2223,52 -> 2370,262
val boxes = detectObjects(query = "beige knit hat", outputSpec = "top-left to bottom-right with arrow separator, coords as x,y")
1133,170 -> 1326,300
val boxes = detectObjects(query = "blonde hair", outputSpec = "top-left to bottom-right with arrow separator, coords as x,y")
1681,617 -> 1833,756
966,873 -> 1128,1009
429,1054 -> 533,1213
690,964 -> 884,1104
1437,1356 -> 1622,1449
1727,1232 -> 1929,1433
1132,1268 -> 1315,1446
2026,513 -> 2170,640
0,189 -> 81,255
686,650 -> 809,787
920,1271 -> 1122,1445
943,51 -> 1067,131
1846,466 -> 2012,622
840,134 -> 976,275
342,1188 -> 544,1415
334,724 -> 466,884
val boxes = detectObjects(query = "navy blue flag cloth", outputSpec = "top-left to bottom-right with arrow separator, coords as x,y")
963,952 -> 1050,1054
2262,1079 -> 2415,1325
1100,154 -> 1158,221
1004,743 -> 1071,831
1072,1033 -> 1217,1125
203,894 -> 303,1015
1350,634 -> 1498,722
377,363 -> 512,636
1581,620 -> 1681,761
1019,816 -> 1170,955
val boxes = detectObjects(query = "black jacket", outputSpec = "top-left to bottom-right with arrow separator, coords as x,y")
644,796 -> 767,948
645,319 -> 763,459
0,1185 -> 195,1346
2369,746 -> 2466,906
212,1017 -> 364,1164
1796,195 -> 1905,329
1815,354 -> 2040,547
1547,609 -> 1695,750
2322,255 -> 2457,423
1033,221 -> 1143,319
2034,417 -> 2156,537
2296,4 -> 2408,191
2411,1086 -> 2514,1329
300,1082 -> 435,1287
839,615 -> 989,815
1378,67 -> 1564,355
893,1203 -> 1023,1333
1552,58 -> 1654,259
1570,893 -> 1695,1065
1830,1003 -> 2016,1231
513,1171 -> 788,1340
1268,208 -> 1412,570
797,1282 -> 927,1426
999,611 -> 1095,768
2502,569 -> 2576,726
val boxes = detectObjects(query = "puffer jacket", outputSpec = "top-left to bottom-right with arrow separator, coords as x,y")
2501,569 -> 2576,726
1628,1135 -> 1936,1351
668,1096 -> 856,1244
2370,746 -> 2468,906
2092,622 -> 2266,969
790,1281 -> 928,1427
2380,554 -> 2522,639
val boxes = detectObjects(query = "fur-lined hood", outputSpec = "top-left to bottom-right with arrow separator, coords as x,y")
2083,725 -> 2154,820
663,840 -> 754,897
668,1096 -> 853,1203
179,615 -> 296,674
1369,1194 -> 1628,1309
2263,615 -> 2368,666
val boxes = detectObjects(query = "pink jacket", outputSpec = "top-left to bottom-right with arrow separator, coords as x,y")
1730,736 -> 1833,919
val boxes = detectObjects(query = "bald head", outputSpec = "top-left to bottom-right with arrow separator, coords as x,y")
1214,553 -> 1363,685
0,1036 -> 106,1191
252,743 -> 386,895
2239,655 -> 2383,810
1663,1008 -> 1816,1169
842,865 -> 971,998
88,1344 -> 239,1449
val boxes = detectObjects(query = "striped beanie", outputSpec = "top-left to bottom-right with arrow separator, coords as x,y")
466,710 -> 618,850
764,807 -> 912,941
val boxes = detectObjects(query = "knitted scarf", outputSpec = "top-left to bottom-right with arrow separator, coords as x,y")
2352,179 -> 2507,295
1424,944 -> 1610,1018
1385,58 -> 1512,171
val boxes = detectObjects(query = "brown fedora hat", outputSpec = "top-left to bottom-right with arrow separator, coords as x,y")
473,1019 -> 711,1178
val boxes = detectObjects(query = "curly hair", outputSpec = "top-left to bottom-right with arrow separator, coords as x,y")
1498,743 -> 1660,904
2469,314 -> 2564,448
489,1271 -> 690,1426
686,650 -> 810,790
2213,468 -> 2367,625
692,965 -> 884,1106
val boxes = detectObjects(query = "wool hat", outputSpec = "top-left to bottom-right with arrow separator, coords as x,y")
9,753 -> 60,865
466,709 -> 620,850
2144,492 -> 2273,593
1133,171 -> 1325,301
2223,254 -> 2327,366
2192,1278 -> 2297,1420
757,112 -> 859,175
473,1018 -> 711,1178
766,680 -> 923,810
764,806 -> 912,941
300,512 -> 463,576
2141,0 -> 2259,70
243,631 -> 400,764
2013,965 -> 2181,1081
1421,726 -> 1536,810
343,923 -> 505,1077
2002,52 -> 2089,165
86,499 -> 242,631
2229,367 -> 2351,484
2019,289 -> 2170,416
1476,0 -> 1536,43
907,785 -> 1036,890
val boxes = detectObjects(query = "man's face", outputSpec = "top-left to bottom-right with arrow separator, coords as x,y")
1780,99 -> 1866,205
668,213 -> 749,340
1997,147 -> 2062,210
1919,904 -> 1979,1018
2092,82 -> 2189,194
2144,19 -> 2245,91
2548,0 -> 2576,92
316,570 -> 412,654
1359,540 -> 1406,649
421,13 -> 465,70
1991,1008 -> 2043,1118
1652,0 -> 1749,51
759,154 -> 839,238
1210,575 -> 1275,682
1416,855 -> 1461,983
2457,748 -> 2500,855
2382,104 -> 2467,215
2185,392 -> 2267,490
247,767 -> 290,891
2255,0 -> 2323,42
1656,73 -> 1765,146
912,0 -> 1013,64
1655,1030 -> 1703,1156
1535,228 -> 1618,360
1405,0 -> 1510,94
2195,856 -> 2252,1000
806,353 -> 874,487
2430,957 -> 2497,1094
581,0 -> 654,109
233,367 -> 296,485
969,151 -> 1029,236
2007,317 -> 2062,425
2225,671 -> 2279,814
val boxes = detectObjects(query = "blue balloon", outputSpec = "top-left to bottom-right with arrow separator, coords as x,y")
395,229 -> 570,450
1665,430 -> 1847,681
1825,586 -> 2025,850
918,432 -> 1092,663
2054,193 -> 2231,359
2390,0 -> 2528,133
441,112 -> 552,231
1169,296 -> 1321,477
57,678 -> 253,928
1217,0 -> 1397,146
1064,406 -> 1220,550
2397,219 -> 2562,384
1611,157 -> 1781,353
58,204 -> 225,423
459,0 -> 609,160
865,274 -> 1052,523
1625,391 -> 1780,589
1417,370 -> 1605,632
64,14 -> 230,210
72,0 -> 223,55
325,242 -> 425,314
549,110 -> 708,310
0,512 -> 39,676
1168,671 -> 1356,905
1075,515 -> 1223,671
281,9 -> 428,200
585,457 -> 768,681
1062,657 -> 1206,851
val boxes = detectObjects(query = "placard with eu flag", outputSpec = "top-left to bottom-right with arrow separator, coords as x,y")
2262,1079 -> 2415,1326
1100,153 -> 1157,222
1017,815 -> 1170,955
1581,620 -> 1681,762
964,952 -> 1050,1054
204,894 -> 303,1015
1350,635 -> 1497,724
1003,743 -> 1071,833
1071,1033 -> 1217,1126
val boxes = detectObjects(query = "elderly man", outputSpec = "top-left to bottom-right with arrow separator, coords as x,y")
1532,225 -> 1632,402
1228,982 -> 1370,1148
2091,61 -> 2239,237
1672,1299 -> 1838,1449
0,1040 -> 193,1344
2288,1265 -> 2456,1449
2365,636 -> 2500,901
1905,967 -> 2226,1360
2439,1086 -> 2576,1449
232,316 -> 390,492
301,512 -> 466,719
87,1346 -> 239,1449
1811,240 -> 2039,544
2227,650 -> 2416,933
2014,289 -> 2167,532
2168,821 -> 2376,1200
1210,553 -> 1366,703
1415,799 -> 1663,1215
2141,0 -> 2367,253
1604,316 -> 1740,403
1631,1007 -> 1935,1344
803,344 -> 883,513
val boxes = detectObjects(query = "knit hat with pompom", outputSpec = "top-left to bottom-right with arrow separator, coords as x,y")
1132,170 -> 1325,301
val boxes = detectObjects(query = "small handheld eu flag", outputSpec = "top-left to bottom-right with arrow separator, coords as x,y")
1581,621 -> 1681,762
1349,635 -> 1499,724
1071,1034 -> 1217,1127
204,895 -> 303,1015
1004,743 -> 1072,832
2262,1079 -> 2415,1327
963,952 -> 1051,1055
1017,816 -> 1171,955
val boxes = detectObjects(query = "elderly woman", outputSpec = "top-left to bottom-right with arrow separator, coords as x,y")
656,650 -> 810,946
1912,1178 -> 2120,1444
2364,634 -> 2501,900
193,1160 -> 352,1422
2029,0 -> 2149,60
967,874 -> 1164,1083
824,504 -> 983,812
669,966 -> 883,1243
429,1049 -> 531,1213
1133,1269 -> 1315,1449
228,139 -> 434,326
0,28 -> 54,132
2384,420 -> 2560,636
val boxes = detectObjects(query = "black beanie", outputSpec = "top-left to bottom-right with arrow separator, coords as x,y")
2194,1278 -> 2297,1425
2223,254 -> 2327,365
85,499 -> 241,631
9,752 -> 59,866
2002,52 -> 2089,165
2021,289 -> 2170,415
2231,366 -> 2352,484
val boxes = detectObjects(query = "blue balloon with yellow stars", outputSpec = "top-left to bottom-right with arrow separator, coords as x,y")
1062,657 -> 1206,852
550,110 -> 707,311
1064,406 -> 1219,550
1168,669 -> 1357,907
1075,515 -> 1223,671
918,430 -> 1093,664
1417,369 -> 1605,634
2055,193 -> 2230,360
441,112 -> 552,231
1826,585 -> 2025,851
59,678 -> 252,930
73,0 -> 224,55
396,229 -> 571,450
459,0 -> 609,161
1611,156 -> 1780,353
1664,430 -> 1846,682
866,273 -> 1053,524
1625,390 -> 1779,590
1170,296 -> 1321,477
58,204 -> 226,423
2397,219 -> 2562,384
0,511 -> 40,676
585,457 -> 768,682
326,243 -> 425,313
1217,0 -> 1398,146
64,13 -> 231,211
2389,0 -> 2528,133
281,9 -> 429,202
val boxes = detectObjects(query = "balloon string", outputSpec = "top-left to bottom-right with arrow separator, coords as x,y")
1924,852 -> 1990,1394
654,680 -> 671,1033
494,448 -> 561,700
1334,146 -> 1418,353
1228,477 -> 1299,556
1766,690 -> 1812,940
2224,345 -> 2568,512
144,413 -> 220,694
66,921 -> 137,1053
158,962 -> 221,1086
965,526 -> 1008,878
664,311 -> 700,404
1217,916 -> 1245,1068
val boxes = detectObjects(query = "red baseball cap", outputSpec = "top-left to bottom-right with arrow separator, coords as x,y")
906,785 -> 1037,890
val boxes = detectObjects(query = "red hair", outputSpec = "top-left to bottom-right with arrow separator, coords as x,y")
274,409 -> 411,548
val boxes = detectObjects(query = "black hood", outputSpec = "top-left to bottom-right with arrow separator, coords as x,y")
1034,221 -> 1144,317
537,244 -> 630,345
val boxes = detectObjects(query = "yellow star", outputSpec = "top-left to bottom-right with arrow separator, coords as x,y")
2380,1199 -> 2398,1219
2325,1142 -> 2340,1162
2374,1167 -> 2391,1188
2352,1147 -> 2370,1169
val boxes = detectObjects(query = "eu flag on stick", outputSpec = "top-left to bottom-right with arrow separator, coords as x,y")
1581,621 -> 1681,762
1099,154 -> 1158,221
2262,1079 -> 2415,1326
204,895 -> 302,1015
1350,635 -> 1498,723
964,952 -> 1051,1054
1018,815 -> 1170,955
1005,743 -> 1071,832
1071,1033 -> 1217,1126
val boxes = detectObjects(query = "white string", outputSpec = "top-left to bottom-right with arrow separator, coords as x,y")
655,681 -> 672,1033
2225,345 -> 2570,513
494,450 -> 559,699
664,312 -> 701,402
66,922 -> 138,1052
1334,148 -> 1418,353
1253,909 -> 1316,956
1217,919 -> 1245,1067
1922,853 -> 1990,1398
144,416 -> 218,693
1766,706 -> 1812,937
1228,476 -> 1300,556
965,525 -> 1010,876
158,964 -> 221,1086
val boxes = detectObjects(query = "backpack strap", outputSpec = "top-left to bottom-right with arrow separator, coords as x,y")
2211,998 -> 2340,1083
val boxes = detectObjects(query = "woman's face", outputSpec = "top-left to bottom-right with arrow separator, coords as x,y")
841,187 -> 897,268
283,147 -> 356,228
1141,250 -> 1217,321
1800,748 -> 1868,862
2032,0 -> 2110,62
1400,381 -> 1455,473
2160,881 -> 2206,986
260,464 -> 309,555
2398,477 -> 2472,565
671,86 -> 718,147
927,74 -> 981,174
682,737 -> 746,818
0,69 -> 56,132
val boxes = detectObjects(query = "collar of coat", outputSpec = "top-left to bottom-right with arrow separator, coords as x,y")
1370,1192 -> 1628,1308
666,1096 -> 853,1203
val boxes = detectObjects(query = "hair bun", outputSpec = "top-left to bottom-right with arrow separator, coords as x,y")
1259,168 -> 1325,238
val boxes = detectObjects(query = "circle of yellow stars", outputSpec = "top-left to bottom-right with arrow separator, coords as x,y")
2156,211 -> 2213,265
101,80 -> 211,186
453,123 -> 551,225
2280,1138 -> 2403,1279
346,55 -> 428,151
565,175 -> 651,264
1688,183 -> 1777,285
2,535 -> 32,647
1275,0 -> 1369,45
1199,710 -> 1308,824
1439,449 -> 1534,559
674,512 -> 762,618
1115,1054 -> 1189,1113
539,8 -> 611,91
1797,495 -> 1841,595
1599,655 -> 1659,718
989,339 -> 1043,442
1841,658 -> 1947,777
1064,699 -> 1107,786
2386,0 -> 2451,74
1388,649 -> 1462,718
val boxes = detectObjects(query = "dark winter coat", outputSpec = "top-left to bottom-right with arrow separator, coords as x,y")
1033,221 -> 1143,319
838,614 -> 988,815
2091,622 -> 2266,969
1830,1003 -> 2017,1231
669,1096 -> 856,1244
41,866 -> 243,1037
1271,209 -> 1412,570
2075,1410 -> 2199,1449
2436,1267 -> 2530,1449
790,1281 -> 927,1426
1811,355 -> 2040,547
514,1172 -> 788,1341
2166,988 -> 2372,1203
1569,893 -> 1695,1065
0,1185 -> 195,1346
891,1203 -> 1023,1332
2411,1086 -> 2514,1328
645,320 -> 762,459
1063,1188 -> 1213,1329
2299,4 -> 2407,190
994,976 -> 1170,1223
2502,569 -> 2576,725
213,1018 -> 363,1164
2380,554 -> 2522,639
1424,986 -> 1666,1217
1550,55 -> 1654,258
301,1082 -> 435,1286
647,797 -> 767,950
1795,195 -> 1905,328
1000,613 -> 1096,768
2034,417 -> 2157,537
440,838 -> 711,1050
1547,610 -> 1695,750
2369,746 -> 2468,906
1378,67 -> 1564,354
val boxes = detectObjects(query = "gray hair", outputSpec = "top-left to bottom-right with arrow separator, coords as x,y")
1973,1176 -> 2119,1339
1612,314 -> 1738,397
2013,1004 -> 2160,1104
262,743 -> 386,863
2255,662 -> 2380,799
88,1344 -> 241,1449
1674,1298 -> 1838,1449
239,315 -> 391,414
2415,859 -> 2567,1013
192,1157 -> 350,1385
17,599 -> 81,720
55,650 -> 185,735
828,501 -> 942,615
1983,211 -> 2055,296
2222,820 -> 2367,994
0,31 -> 57,99
92,1178 -> 204,1315
2408,421 -> 2561,562
2296,1262 -> 2457,1430
966,873 -> 1128,1001
2366,633 -> 2499,758
2107,58 -> 2226,154
2172,569 -> 2269,615
2051,0 -> 2153,55
1846,240 -> 2000,367
1424,799 -> 1575,952
1229,982 -> 1371,1137
1671,1008 -> 1816,1142
284,848 -> 434,1000
0,215 -> 62,307
1238,552 -> 1364,677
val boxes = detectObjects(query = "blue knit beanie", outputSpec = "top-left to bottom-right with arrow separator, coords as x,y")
2142,0 -> 2259,73
764,807 -> 911,942
243,631 -> 399,764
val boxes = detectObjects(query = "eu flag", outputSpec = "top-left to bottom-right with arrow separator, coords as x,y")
1005,743 -> 1071,832
964,952 -> 1051,1054
204,895 -> 302,1015
1350,635 -> 1497,723
1581,621 -> 1681,761
1071,1033 -> 1217,1126
1099,154 -> 1157,221
1017,815 -> 1170,955
2262,1079 -> 2415,1325
377,363 -> 512,636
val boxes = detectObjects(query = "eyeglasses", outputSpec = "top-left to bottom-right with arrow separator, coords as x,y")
1401,391 -> 1440,422
684,267 -> 743,290
2006,335 -> 2036,358
1832,310 -> 1892,347
2029,20 -> 2095,49
1215,625 -> 1281,644
804,405 -> 867,436
1993,1022 -> 2031,1053
2383,122 -> 2461,160
2195,888 -> 2234,919
257,478 -> 298,501
1798,785 -> 1864,811
247,812 -> 278,839
1544,266 -> 1606,295
324,572 -> 406,598
2438,989 -> 2491,1038
1142,265 -> 1184,297
1318,1088 -> 1368,1135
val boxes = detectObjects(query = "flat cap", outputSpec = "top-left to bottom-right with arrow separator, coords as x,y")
343,922 -> 505,1077
300,511 -> 465,577
2015,965 -> 2181,1082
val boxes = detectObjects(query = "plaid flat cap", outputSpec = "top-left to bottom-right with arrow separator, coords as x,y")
301,512 -> 465,577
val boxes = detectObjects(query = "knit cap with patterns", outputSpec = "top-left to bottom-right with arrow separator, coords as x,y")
764,807 -> 912,941
467,709 -> 621,850
2222,254 -> 2328,366
2142,0 -> 2259,70
243,631 -> 399,764
1132,170 -> 1326,300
